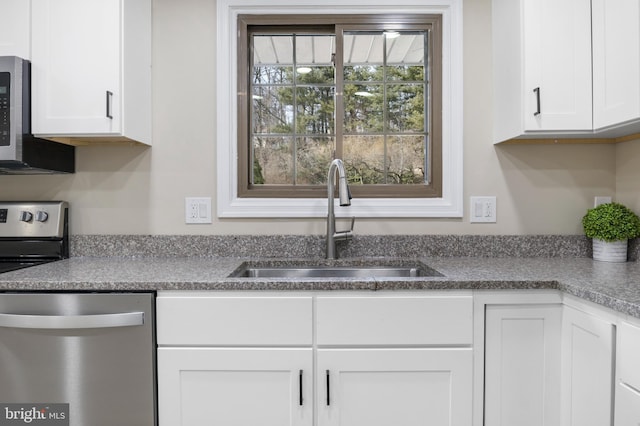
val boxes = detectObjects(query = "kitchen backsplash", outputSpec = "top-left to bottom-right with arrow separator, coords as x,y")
69,234 -> 638,260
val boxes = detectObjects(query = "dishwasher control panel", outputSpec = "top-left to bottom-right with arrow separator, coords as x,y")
0,202 -> 68,238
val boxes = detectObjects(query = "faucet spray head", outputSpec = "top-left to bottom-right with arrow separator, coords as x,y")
338,176 -> 351,206
332,159 -> 351,207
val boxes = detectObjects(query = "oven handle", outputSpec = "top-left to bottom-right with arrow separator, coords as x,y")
0,312 -> 144,329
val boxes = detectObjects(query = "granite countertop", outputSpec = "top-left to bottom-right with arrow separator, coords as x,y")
0,256 -> 639,319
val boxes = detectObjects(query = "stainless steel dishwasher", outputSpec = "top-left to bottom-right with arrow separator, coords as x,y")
0,292 -> 156,426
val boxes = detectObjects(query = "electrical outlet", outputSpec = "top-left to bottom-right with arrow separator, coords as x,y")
594,196 -> 612,207
470,196 -> 497,223
185,197 -> 212,224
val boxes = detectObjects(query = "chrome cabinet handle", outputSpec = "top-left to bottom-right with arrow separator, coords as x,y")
106,90 -> 114,119
0,312 -> 144,329
533,87 -> 541,116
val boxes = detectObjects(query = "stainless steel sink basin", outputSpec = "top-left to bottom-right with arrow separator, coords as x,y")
228,261 -> 442,278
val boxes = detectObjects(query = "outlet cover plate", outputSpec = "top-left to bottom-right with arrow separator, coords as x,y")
470,196 -> 496,223
185,197 -> 212,224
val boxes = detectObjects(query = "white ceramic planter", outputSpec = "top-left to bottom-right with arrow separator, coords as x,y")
592,238 -> 628,263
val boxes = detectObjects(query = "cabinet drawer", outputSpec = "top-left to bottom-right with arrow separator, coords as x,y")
316,295 -> 473,345
619,321 -> 640,390
157,295 -> 313,346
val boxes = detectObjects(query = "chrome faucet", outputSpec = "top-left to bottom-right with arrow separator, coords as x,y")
326,159 -> 355,259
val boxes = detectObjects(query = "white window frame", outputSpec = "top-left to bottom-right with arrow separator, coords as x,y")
217,0 -> 463,218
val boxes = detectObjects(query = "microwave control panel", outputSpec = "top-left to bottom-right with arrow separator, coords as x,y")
0,72 -> 9,147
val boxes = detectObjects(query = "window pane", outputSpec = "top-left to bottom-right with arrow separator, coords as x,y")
387,65 -> 424,82
344,65 -> 383,82
296,66 -> 335,84
253,35 -> 293,67
388,135 -> 427,184
296,136 -> 334,185
343,135 -> 385,184
252,86 -> 294,134
344,32 -> 384,66
386,32 -> 425,67
295,86 -> 335,134
387,83 -> 425,132
252,136 -> 293,184
295,35 -> 335,66
342,30 -> 429,185
344,84 -> 383,133
252,65 -> 293,84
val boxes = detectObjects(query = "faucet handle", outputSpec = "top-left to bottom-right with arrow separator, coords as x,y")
334,217 -> 356,241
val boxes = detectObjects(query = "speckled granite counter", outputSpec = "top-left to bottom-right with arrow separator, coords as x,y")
0,256 -> 639,319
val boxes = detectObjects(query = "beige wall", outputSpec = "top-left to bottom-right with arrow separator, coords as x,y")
0,0 -> 631,236
615,139 -> 640,212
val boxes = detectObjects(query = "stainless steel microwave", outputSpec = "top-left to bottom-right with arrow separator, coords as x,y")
0,56 -> 74,174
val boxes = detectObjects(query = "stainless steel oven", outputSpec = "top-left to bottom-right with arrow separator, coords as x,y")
0,202 -> 157,426
0,201 -> 69,272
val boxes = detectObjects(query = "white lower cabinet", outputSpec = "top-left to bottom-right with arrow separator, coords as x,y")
615,321 -> 640,426
484,304 -> 563,426
615,384 -> 640,426
317,348 -> 472,426
561,305 -> 615,426
156,291 -> 474,426
157,290 -> 640,426
157,348 -> 313,426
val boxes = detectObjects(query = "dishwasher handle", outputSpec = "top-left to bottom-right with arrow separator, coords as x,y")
0,311 -> 144,329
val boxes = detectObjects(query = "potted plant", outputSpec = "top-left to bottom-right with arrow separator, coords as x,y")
582,202 -> 640,262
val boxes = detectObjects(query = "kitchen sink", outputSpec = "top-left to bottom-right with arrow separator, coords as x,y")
228,260 -> 442,278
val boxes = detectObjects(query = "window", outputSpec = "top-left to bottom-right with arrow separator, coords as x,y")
239,16 -> 442,198
217,0 -> 462,218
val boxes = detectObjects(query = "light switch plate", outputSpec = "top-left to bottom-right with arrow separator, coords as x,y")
185,197 -> 212,224
470,196 -> 496,223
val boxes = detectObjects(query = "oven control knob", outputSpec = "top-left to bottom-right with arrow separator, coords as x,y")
35,211 -> 49,222
19,211 -> 33,222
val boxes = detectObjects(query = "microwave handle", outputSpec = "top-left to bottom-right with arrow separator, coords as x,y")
0,312 -> 144,329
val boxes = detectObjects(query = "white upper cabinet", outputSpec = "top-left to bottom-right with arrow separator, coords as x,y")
493,0 -> 640,143
592,0 -> 640,130
521,0 -> 593,133
30,0 -> 151,145
0,1 -> 30,59
493,0 -> 592,142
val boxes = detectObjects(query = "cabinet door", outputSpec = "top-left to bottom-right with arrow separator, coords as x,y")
523,0 -> 592,131
614,383 -> 640,426
616,320 -> 640,426
484,304 -> 562,426
158,348 -> 313,426
317,348 -> 472,426
561,306 -> 615,426
592,0 -> 640,129
0,0 -> 30,58
31,0 -> 121,135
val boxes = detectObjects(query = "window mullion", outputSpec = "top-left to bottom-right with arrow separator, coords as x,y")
334,25 -> 345,161
382,30 -> 389,184
292,34 -> 298,185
